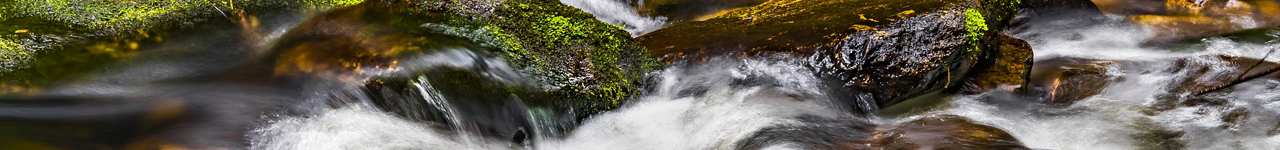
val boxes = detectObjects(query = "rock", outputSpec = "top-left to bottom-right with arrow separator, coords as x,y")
0,0 -> 363,73
1021,0 -> 1104,16
871,115 -> 1030,150
1012,0 -> 1106,27
1026,55 -> 1280,106
456,0 -> 661,116
1166,55 -> 1280,96
1097,0 -> 1280,44
638,0 -> 770,22
1091,0 -> 1169,15
359,68 -> 539,145
3,0 -> 659,117
639,0 -> 1022,108
961,32 -> 1034,94
1025,57 -> 1114,106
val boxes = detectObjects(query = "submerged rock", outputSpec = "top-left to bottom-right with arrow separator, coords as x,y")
639,0 -> 1022,108
871,115 -> 1030,150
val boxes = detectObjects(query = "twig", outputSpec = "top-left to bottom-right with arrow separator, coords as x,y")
1196,45 -> 1279,96
213,5 -> 229,18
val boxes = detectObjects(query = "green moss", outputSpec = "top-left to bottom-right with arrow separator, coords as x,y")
4,0 -> 364,33
964,8 -> 988,58
0,40 -> 22,72
478,0 -> 658,115
0,0 -> 366,72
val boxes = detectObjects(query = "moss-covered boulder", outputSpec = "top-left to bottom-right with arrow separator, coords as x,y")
0,0 -> 363,72
0,0 -> 365,94
440,0 -> 661,116
260,0 -> 660,118
638,0 -> 1021,107
1,0 -> 657,117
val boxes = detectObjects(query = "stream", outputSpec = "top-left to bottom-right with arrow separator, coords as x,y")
2,0 -> 1280,150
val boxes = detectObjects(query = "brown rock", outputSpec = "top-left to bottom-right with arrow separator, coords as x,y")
1102,0 -> 1280,43
871,115 -> 1030,150
961,33 -> 1034,94
1026,57 -> 1114,106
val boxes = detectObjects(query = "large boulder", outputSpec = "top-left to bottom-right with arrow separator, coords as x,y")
639,0 -> 1022,108
1,0 -> 659,116
0,0 -> 659,148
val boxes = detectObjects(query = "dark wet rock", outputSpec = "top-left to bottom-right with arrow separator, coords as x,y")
637,0 -> 769,22
640,0 -> 1022,108
961,32 -> 1034,94
734,116 -> 878,150
1011,0 -> 1106,27
1026,57 -> 1114,106
870,115 -> 1030,150
358,69 -> 540,146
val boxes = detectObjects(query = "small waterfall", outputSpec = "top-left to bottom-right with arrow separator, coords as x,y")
559,0 -> 668,36
250,57 -> 876,149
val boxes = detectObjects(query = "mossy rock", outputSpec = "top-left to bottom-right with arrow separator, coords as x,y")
0,0 -> 364,73
1,0 -> 657,117
430,0 -> 661,117
639,0 -> 1021,108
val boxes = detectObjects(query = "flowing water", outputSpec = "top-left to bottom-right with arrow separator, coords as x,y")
3,1 -> 1280,150
558,0 -> 667,36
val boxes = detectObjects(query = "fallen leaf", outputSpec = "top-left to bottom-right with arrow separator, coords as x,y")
15,29 -> 28,33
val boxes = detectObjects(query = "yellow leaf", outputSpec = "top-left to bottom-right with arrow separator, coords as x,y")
14,29 -> 28,33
